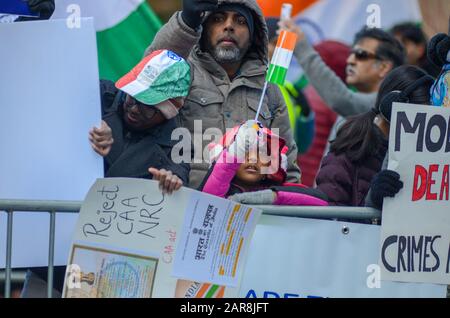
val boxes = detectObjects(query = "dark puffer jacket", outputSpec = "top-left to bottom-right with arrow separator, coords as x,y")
316,138 -> 387,207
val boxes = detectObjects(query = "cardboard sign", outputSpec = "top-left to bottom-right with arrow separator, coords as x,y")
63,178 -> 261,297
380,103 -> 450,285
0,18 -> 103,268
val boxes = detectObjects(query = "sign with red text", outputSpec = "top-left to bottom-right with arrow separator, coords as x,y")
380,103 -> 450,285
62,178 -> 258,297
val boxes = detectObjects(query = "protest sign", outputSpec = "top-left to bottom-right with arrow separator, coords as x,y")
63,178 -> 261,298
0,18 -> 103,268
380,103 -> 450,285
239,215 -> 446,298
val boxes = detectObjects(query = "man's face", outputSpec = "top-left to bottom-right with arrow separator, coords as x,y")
204,11 -> 251,64
346,38 -> 389,93
122,95 -> 166,131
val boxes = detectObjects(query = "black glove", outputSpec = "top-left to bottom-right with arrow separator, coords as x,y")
181,0 -> 218,30
27,0 -> 55,19
370,170 -> 404,210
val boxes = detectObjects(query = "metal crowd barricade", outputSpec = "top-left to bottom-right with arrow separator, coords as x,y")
0,199 -> 382,298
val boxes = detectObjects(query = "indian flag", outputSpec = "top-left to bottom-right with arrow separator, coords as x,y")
266,30 -> 297,85
115,49 -> 190,105
194,283 -> 225,298
52,0 -> 161,81
258,0 -> 424,82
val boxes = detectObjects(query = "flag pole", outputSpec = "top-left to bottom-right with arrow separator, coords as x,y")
254,81 -> 269,121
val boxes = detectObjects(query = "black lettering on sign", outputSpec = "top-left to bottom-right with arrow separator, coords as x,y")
382,235 -> 442,273
382,235 -> 398,272
395,112 -> 426,152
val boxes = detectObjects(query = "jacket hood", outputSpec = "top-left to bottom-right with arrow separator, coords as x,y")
200,0 -> 269,64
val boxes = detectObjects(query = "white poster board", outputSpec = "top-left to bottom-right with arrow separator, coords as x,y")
380,103 -> 450,285
63,178 -> 261,298
0,18 -> 103,268
239,215 -> 446,298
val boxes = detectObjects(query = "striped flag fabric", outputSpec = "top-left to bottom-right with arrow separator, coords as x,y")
52,0 -> 162,81
266,30 -> 298,85
115,49 -> 190,105
194,283 -> 226,298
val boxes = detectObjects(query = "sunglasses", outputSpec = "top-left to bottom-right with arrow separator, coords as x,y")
124,96 -> 161,120
351,48 -> 381,61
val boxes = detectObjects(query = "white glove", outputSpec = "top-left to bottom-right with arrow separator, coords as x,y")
228,120 -> 264,163
228,189 -> 276,205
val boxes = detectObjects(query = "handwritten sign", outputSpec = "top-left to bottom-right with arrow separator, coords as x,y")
81,184 -> 166,240
63,178 -> 260,297
380,103 -> 450,285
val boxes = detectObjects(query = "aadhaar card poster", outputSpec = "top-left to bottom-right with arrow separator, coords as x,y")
380,103 -> 450,285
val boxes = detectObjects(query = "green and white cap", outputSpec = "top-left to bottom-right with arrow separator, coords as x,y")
115,49 -> 190,108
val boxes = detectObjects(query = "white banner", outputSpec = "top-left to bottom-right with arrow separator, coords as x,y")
240,215 -> 446,298
380,103 -> 450,285
0,18 -> 103,268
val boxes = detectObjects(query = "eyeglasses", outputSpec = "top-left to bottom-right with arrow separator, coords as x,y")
124,96 -> 161,120
351,48 -> 381,61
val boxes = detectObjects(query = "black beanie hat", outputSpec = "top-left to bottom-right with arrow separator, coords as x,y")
214,3 -> 255,42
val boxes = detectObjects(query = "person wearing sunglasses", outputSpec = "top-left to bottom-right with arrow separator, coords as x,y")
88,50 -> 191,194
279,19 -> 405,119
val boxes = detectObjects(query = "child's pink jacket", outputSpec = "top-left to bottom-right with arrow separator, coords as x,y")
202,151 -> 328,206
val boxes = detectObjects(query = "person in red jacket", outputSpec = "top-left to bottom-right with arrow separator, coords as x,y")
200,120 -> 328,206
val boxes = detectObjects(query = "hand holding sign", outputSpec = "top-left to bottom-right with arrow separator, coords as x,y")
149,167 -> 183,195
370,170 -> 404,210
89,120 -> 113,157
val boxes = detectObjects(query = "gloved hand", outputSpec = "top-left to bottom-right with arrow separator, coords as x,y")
370,170 -> 404,210
228,189 -> 276,205
228,120 -> 264,163
181,0 -> 218,30
27,0 -> 55,19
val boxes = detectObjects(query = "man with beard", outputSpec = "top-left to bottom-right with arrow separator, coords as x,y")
146,0 -> 300,189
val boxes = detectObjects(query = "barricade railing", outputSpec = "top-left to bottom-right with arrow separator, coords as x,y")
0,199 -> 381,298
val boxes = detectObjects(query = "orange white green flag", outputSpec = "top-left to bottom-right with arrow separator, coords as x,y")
265,30 -> 298,85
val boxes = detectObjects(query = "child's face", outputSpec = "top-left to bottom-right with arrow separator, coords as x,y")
234,151 -> 272,185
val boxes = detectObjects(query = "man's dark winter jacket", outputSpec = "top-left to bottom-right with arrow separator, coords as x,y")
100,80 -> 190,184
